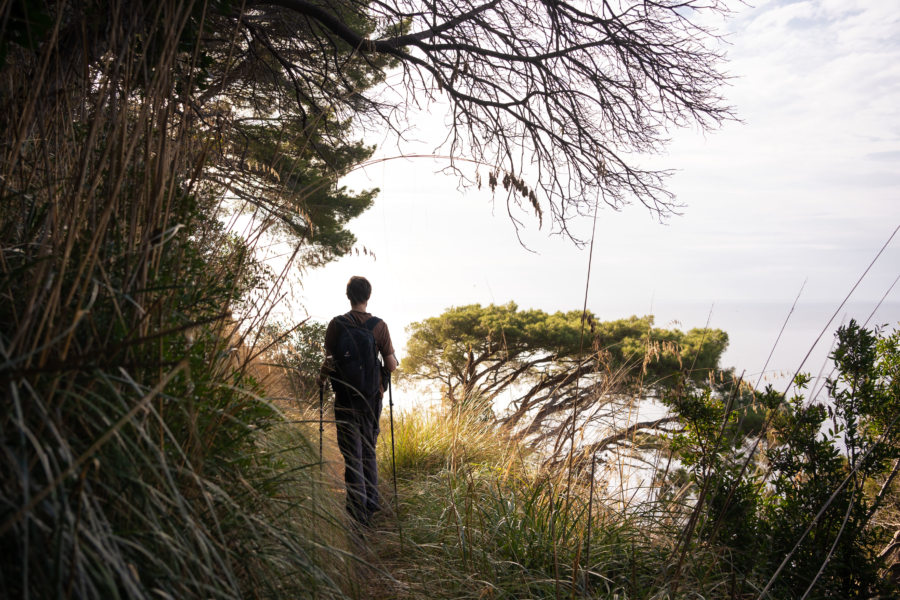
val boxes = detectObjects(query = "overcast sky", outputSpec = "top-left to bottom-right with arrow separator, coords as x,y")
293,0 -> 900,391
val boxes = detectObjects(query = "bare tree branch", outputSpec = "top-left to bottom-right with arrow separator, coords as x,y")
249,0 -> 735,239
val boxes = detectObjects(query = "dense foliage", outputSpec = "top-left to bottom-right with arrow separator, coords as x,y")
402,303 -> 729,454
663,321 -> 900,599
403,304 -> 728,402
0,1 -> 384,597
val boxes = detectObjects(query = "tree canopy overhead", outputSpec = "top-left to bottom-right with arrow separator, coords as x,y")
8,0 -> 733,242
247,0 -> 734,237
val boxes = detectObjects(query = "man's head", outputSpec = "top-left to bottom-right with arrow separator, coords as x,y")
346,276 -> 372,306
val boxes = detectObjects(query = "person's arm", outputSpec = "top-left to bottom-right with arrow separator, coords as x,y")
375,320 -> 399,374
318,319 -> 338,387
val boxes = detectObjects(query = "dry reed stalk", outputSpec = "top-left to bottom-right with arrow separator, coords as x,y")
0,3 -> 366,596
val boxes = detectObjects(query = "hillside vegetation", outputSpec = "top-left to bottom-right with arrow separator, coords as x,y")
367,317 -> 900,600
2,2 -> 898,599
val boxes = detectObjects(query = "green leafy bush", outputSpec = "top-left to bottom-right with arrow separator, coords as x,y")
664,320 -> 900,599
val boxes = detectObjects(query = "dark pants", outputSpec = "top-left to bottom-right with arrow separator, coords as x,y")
332,390 -> 382,524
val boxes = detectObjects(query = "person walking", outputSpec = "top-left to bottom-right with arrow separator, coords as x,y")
318,276 -> 398,526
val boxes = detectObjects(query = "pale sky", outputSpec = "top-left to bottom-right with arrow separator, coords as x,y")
293,0 -> 900,393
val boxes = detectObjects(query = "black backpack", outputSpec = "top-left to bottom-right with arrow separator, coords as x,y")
331,314 -> 382,401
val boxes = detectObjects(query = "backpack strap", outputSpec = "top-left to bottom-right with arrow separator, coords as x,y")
334,314 -> 381,332
333,315 -> 382,349
363,316 -> 381,332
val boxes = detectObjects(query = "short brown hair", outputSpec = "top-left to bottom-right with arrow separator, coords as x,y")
346,276 -> 372,305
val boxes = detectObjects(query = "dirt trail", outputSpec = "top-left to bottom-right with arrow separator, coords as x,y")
247,356 -> 416,597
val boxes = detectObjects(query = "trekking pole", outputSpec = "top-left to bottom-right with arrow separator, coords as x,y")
318,383 -> 324,473
388,377 -> 403,547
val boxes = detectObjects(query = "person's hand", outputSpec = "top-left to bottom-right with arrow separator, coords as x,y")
317,357 -> 333,389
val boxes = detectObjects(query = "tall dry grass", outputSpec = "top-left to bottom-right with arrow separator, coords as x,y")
365,399 -> 746,600
370,315 -> 898,599
0,2 -> 363,597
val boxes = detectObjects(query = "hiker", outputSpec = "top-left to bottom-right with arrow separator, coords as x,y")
318,276 -> 398,525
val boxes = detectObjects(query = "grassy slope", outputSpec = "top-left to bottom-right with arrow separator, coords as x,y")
305,400 -> 734,600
